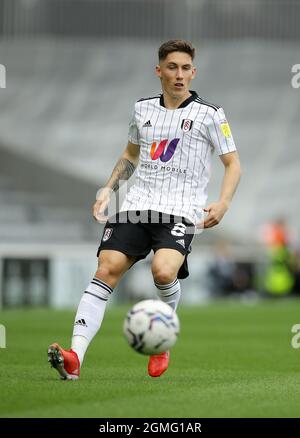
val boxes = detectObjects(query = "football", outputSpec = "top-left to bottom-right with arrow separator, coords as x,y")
123,299 -> 180,355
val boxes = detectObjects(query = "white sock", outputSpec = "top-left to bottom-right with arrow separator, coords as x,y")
71,277 -> 113,366
71,335 -> 89,366
154,278 -> 181,310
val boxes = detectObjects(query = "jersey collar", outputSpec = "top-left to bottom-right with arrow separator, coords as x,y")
159,90 -> 198,109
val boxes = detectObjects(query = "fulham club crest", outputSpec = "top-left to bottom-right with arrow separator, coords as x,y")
102,228 -> 113,242
181,119 -> 193,132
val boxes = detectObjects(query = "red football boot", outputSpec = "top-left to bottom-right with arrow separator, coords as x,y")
48,343 -> 80,380
148,351 -> 170,377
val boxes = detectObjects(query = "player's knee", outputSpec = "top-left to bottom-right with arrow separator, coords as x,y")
152,265 -> 177,285
95,263 -> 122,286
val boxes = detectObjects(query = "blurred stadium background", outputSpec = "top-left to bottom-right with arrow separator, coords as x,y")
1,0 -> 300,420
0,0 -> 299,308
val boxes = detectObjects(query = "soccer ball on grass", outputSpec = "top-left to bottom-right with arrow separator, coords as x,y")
123,299 -> 180,355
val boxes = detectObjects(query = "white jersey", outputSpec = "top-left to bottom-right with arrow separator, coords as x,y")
120,91 -> 237,224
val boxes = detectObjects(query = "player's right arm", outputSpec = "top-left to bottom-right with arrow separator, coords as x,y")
104,141 -> 140,192
92,141 -> 140,222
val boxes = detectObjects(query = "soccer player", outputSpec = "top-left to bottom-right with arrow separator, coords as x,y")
48,39 -> 241,380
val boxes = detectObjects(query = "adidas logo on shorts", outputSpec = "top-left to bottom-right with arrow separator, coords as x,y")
176,239 -> 185,248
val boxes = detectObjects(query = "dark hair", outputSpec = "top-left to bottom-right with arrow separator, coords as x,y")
158,39 -> 195,61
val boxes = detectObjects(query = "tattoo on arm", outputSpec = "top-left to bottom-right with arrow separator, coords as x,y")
109,158 -> 136,191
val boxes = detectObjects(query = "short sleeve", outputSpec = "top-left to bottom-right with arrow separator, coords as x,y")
128,105 -> 139,145
208,107 -> 237,155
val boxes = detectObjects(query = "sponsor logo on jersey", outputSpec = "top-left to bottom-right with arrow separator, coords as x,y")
102,228 -> 113,242
181,119 -> 193,132
220,121 -> 232,138
150,138 -> 180,162
143,120 -> 152,127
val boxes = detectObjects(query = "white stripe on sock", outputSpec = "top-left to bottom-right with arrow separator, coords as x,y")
155,278 -> 181,310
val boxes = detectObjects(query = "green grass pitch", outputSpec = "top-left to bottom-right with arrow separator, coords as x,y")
0,299 -> 300,418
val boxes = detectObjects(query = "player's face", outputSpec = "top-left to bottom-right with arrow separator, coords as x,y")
156,52 -> 196,99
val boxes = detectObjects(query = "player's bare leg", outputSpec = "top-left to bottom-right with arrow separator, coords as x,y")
148,248 -> 185,377
48,250 -> 136,380
152,248 -> 185,309
95,249 -> 136,288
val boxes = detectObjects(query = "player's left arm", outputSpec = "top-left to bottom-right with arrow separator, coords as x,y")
204,151 -> 241,228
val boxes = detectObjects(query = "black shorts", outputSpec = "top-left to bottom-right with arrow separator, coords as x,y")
97,210 -> 195,279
